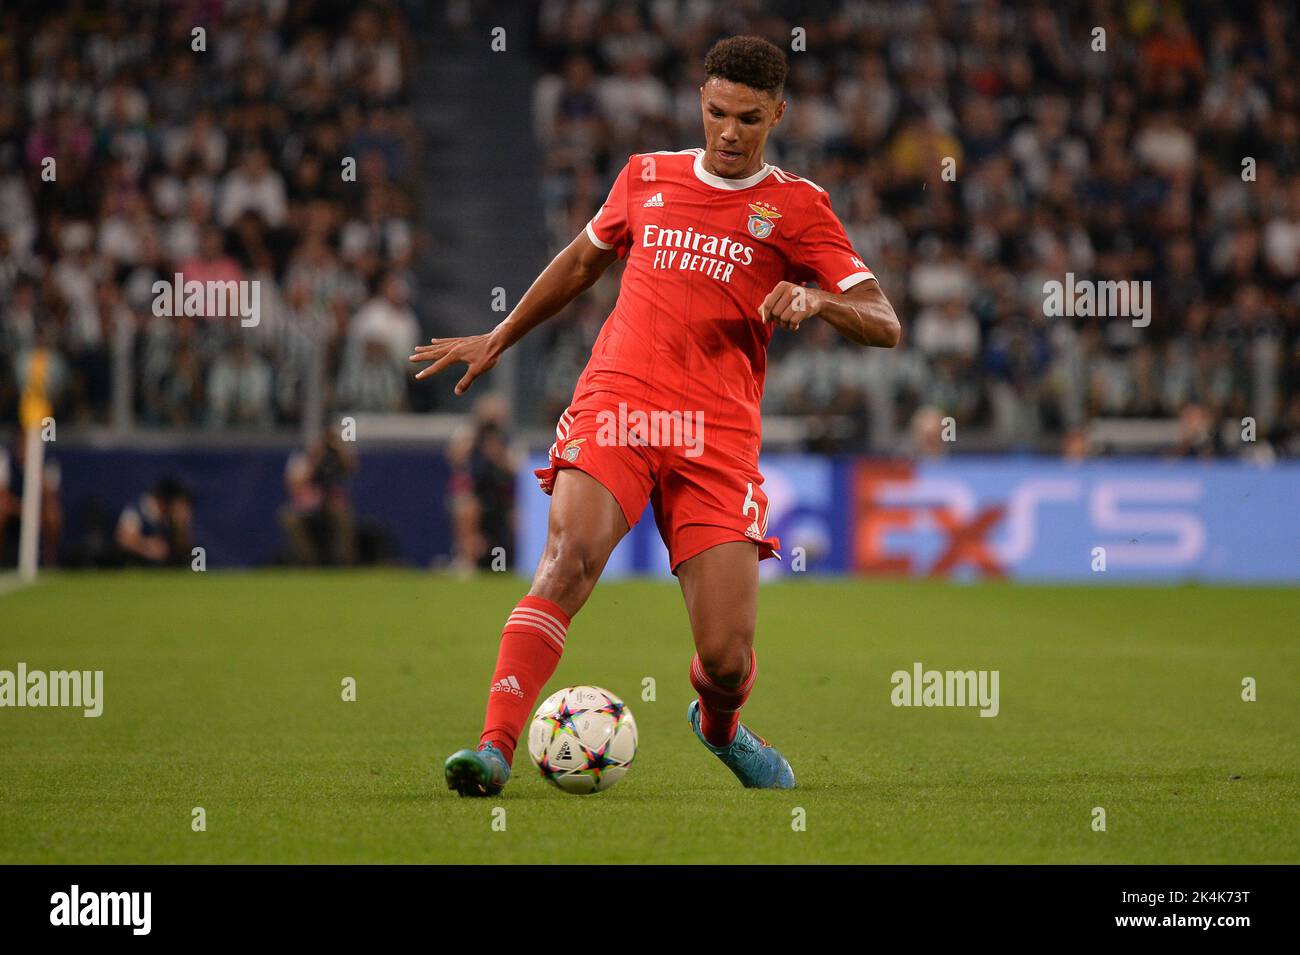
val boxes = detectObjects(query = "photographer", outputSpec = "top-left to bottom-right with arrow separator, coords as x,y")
447,394 -> 516,573
279,428 -> 357,566
115,476 -> 194,567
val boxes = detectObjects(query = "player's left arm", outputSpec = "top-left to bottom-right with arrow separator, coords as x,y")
760,187 -> 901,347
759,278 -> 900,347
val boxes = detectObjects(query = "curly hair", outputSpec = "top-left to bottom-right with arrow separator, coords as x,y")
703,36 -> 788,96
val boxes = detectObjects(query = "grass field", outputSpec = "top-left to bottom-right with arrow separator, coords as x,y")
1,570 -> 1297,864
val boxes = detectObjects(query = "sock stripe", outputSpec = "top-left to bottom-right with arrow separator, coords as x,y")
507,609 -> 567,647
505,622 -> 564,655
690,650 -> 757,696
504,621 -> 564,654
516,594 -> 571,627
690,655 -> 714,689
739,650 -> 757,692
511,606 -> 569,637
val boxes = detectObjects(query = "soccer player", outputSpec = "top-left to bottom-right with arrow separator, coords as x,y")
413,36 -> 900,794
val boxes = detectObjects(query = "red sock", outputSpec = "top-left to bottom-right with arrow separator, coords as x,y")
479,595 -> 570,765
690,649 -> 756,747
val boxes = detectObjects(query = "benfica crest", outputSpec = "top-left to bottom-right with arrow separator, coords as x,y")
561,438 -> 586,463
746,201 -> 782,239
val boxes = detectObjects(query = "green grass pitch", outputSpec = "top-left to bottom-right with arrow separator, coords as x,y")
1,571 -> 1297,864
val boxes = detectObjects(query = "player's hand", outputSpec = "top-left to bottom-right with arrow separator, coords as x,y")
409,332 -> 502,395
758,281 -> 822,332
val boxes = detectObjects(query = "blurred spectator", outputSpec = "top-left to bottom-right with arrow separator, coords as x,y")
908,405 -> 951,460
207,340 -> 274,429
279,428 -> 357,566
115,475 -> 193,566
217,149 -> 288,230
766,319 -> 868,453
913,299 -> 981,359
337,338 -> 408,412
1266,394 -> 1300,456
348,272 -> 419,369
447,394 -> 516,573
1171,403 -> 1226,458
1061,427 -> 1095,461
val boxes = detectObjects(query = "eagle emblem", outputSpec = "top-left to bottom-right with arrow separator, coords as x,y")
746,202 -> 782,239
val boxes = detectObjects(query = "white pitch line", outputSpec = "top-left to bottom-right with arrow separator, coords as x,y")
0,573 -> 37,598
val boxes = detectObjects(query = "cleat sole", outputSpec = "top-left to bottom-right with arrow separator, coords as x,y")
444,752 -> 494,797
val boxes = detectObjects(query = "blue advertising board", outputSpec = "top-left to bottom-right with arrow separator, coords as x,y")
518,456 -> 1300,583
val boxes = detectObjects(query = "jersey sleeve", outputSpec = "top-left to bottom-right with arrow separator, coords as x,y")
792,189 -> 875,292
584,157 -> 634,259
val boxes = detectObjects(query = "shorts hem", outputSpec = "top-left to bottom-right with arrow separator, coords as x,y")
669,529 -> 782,575
534,457 -> 645,531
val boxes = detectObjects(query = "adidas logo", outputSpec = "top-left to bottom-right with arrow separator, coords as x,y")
556,740 -> 573,760
744,521 -> 761,539
643,192 -> 664,207
491,675 -> 523,698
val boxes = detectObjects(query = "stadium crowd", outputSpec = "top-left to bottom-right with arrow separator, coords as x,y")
527,0 -> 1300,456
0,0 -> 425,431
2,0 -> 1299,460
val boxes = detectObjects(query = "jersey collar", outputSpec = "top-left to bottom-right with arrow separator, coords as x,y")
692,149 -> 774,190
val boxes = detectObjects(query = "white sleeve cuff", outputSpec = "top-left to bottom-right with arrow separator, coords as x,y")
584,221 -> 614,250
836,271 -> 876,292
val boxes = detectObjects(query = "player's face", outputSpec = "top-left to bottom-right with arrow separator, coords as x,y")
699,78 -> 785,179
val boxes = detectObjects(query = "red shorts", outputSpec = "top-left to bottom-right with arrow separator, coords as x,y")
534,395 -> 781,573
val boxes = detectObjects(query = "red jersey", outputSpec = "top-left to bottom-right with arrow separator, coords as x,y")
577,147 -> 875,451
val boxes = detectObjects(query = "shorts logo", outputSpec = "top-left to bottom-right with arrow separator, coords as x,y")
561,438 -> 586,463
746,202 -> 782,239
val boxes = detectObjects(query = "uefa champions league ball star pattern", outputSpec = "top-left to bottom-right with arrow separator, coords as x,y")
528,686 -> 637,794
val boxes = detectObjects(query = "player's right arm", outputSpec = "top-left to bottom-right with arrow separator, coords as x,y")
411,159 -> 635,395
409,231 -> 619,394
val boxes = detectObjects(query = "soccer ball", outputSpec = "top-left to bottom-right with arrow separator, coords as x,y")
528,685 -> 637,794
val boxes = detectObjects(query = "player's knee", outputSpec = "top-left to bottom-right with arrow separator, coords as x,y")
696,639 -> 752,688
531,537 -> 602,603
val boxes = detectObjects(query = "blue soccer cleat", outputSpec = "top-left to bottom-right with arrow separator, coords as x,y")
444,742 -> 511,797
687,699 -> 796,789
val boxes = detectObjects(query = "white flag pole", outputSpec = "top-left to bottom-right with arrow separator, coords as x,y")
17,422 -> 44,582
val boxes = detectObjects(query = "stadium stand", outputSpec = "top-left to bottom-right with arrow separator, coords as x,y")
524,0 -> 1300,456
